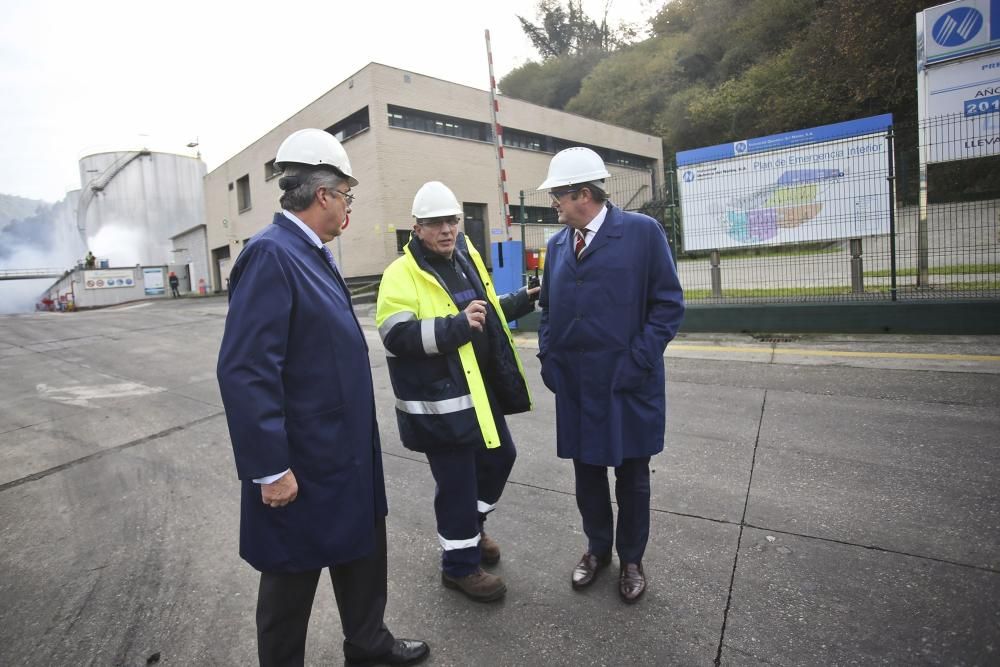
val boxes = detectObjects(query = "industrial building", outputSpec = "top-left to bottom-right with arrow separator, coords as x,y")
202,62 -> 664,289
35,146 -> 207,310
78,147 -> 206,268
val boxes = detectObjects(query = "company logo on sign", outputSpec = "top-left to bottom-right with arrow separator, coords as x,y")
733,140 -> 749,155
932,7 -> 984,47
682,170 -> 695,183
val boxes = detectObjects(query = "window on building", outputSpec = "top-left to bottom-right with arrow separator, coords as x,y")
236,175 -> 251,212
395,229 -> 411,254
264,159 -> 280,181
604,149 -> 654,169
387,105 -> 491,142
501,128 -> 655,171
549,137 -> 577,154
326,107 -> 370,142
503,129 -> 545,152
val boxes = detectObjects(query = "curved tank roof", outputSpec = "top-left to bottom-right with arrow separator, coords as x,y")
78,137 -> 200,161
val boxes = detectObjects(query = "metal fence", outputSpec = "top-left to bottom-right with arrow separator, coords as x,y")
516,118 -> 999,304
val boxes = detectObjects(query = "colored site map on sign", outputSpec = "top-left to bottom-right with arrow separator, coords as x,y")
722,169 -> 843,243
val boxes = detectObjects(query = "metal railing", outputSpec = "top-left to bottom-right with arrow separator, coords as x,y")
0,268 -> 67,281
516,119 -> 999,304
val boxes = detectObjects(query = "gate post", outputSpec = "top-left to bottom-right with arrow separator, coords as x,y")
710,249 -> 722,297
850,238 -> 864,294
886,126 -> 898,302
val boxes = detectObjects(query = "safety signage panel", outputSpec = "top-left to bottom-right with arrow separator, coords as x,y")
84,269 -> 135,289
143,268 -> 165,296
676,115 -> 893,251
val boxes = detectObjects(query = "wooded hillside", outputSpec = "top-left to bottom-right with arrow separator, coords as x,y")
500,0 -> 994,201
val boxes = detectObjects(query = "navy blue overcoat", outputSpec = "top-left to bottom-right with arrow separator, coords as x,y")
217,213 -> 387,573
538,205 -> 685,467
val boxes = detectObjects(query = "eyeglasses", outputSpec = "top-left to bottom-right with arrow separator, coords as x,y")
324,187 -> 355,206
419,216 -> 460,228
549,188 -> 580,203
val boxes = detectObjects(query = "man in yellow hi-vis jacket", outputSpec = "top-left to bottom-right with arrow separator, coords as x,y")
376,181 -> 536,603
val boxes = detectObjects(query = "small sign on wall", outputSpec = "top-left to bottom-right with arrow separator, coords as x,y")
84,269 -> 135,289
143,268 -> 165,295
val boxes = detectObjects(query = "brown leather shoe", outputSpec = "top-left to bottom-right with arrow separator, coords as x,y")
441,568 -> 506,602
480,531 -> 500,565
619,562 -> 646,603
571,551 -> 612,589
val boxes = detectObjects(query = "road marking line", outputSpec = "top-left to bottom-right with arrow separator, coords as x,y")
36,381 -> 166,407
668,344 -> 1000,362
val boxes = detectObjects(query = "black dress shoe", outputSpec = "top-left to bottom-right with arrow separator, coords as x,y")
571,551 -> 612,589
346,639 -> 430,666
619,562 -> 646,603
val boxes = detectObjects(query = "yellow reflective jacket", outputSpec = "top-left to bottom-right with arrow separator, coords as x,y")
376,234 -> 531,452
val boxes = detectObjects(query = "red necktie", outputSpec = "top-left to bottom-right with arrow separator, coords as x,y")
575,229 -> 587,260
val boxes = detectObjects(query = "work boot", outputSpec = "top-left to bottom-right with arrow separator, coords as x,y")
480,531 -> 501,565
441,568 -> 506,602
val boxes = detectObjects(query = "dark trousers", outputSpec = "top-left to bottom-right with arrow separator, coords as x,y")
256,516 -> 395,667
573,457 -> 651,565
425,414 -> 517,577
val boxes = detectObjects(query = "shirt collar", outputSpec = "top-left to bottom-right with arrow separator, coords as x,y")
282,209 -> 323,248
583,203 -> 608,236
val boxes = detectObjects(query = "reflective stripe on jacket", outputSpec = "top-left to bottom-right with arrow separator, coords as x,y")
376,233 -> 531,452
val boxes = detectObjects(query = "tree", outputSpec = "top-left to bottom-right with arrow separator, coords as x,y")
499,51 -> 607,110
503,0 -> 953,198
517,0 -> 636,59
565,35 -> 689,133
500,1 -> 639,108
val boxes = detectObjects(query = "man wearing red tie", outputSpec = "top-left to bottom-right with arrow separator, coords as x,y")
536,147 -> 685,603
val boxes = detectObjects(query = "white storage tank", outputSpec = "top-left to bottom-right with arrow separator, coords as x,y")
77,146 -> 206,266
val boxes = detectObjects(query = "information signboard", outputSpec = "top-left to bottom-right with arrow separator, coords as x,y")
83,269 -> 135,290
918,0 -> 1000,163
143,268 -> 165,296
676,115 -> 893,251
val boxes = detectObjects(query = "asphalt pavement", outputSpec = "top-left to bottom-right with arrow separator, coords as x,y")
1,296 -> 998,666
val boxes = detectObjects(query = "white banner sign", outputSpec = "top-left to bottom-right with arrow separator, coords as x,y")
676,116 -> 893,251
143,268 -> 165,296
918,0 -> 1000,163
923,50 -> 1000,163
83,269 -> 135,290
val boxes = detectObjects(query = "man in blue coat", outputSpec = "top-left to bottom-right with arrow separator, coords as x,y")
217,129 -> 428,667
536,147 -> 685,604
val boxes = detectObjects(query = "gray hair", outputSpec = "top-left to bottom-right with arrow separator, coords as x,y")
278,165 -> 344,212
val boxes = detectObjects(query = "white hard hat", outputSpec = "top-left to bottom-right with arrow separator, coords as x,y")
412,181 -> 463,219
537,147 -> 611,190
275,128 -> 358,187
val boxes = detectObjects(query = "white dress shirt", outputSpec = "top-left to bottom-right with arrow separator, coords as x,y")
578,204 -> 608,251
